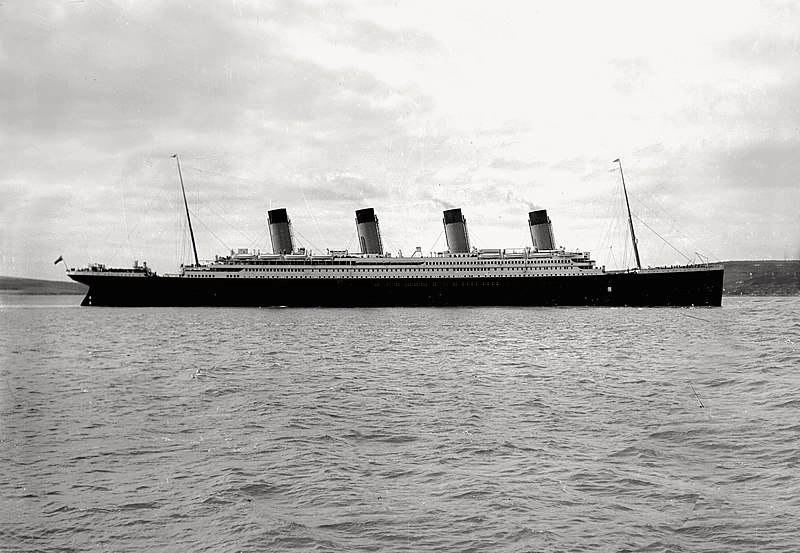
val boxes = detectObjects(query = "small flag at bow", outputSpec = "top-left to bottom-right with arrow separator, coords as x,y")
54,255 -> 64,265
613,158 -> 620,163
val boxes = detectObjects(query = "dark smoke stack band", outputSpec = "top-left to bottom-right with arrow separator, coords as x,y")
268,208 -> 294,254
528,209 -> 555,250
443,208 -> 470,253
355,207 -> 384,255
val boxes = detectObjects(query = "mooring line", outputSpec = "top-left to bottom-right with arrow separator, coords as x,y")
690,384 -> 705,408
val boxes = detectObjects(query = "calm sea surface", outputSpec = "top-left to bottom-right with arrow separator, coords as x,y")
1,295 -> 798,552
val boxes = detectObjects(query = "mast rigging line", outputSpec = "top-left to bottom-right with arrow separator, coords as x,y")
627,193 -> 720,263
194,197 -> 259,246
121,181 -> 135,262
249,225 -> 271,252
123,168 -> 177,246
178,163 -> 263,245
469,228 -> 487,249
428,228 -> 444,253
383,234 -> 401,256
188,211 -> 232,253
176,163 -> 289,254
299,186 -> 328,251
632,215 -> 693,263
171,156 -> 270,260
290,227 -> 322,254
594,181 -> 627,270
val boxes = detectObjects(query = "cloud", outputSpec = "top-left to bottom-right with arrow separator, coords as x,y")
609,56 -> 654,97
2,1 -> 800,278
345,17 -> 442,56
300,173 -> 392,203
489,158 -> 543,171
718,138 -> 800,190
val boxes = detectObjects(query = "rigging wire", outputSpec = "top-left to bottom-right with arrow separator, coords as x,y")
249,225 -> 271,252
632,215 -> 693,263
180,163 -> 300,255
517,230 -> 530,249
291,227 -> 322,254
185,165 -> 266,186
594,177 -> 629,270
600,165 -> 718,270
185,166 -> 259,233
622,221 -> 630,270
121,181 -> 135,262
180,218 -> 188,266
610,165 -> 720,263
194,197 -> 258,245
299,186 -> 328,251
628,193 -> 720,262
345,229 -> 356,251
608,245 -> 618,269
116,165 -> 175,249
630,193 -> 687,262
176,162 -> 302,257
178,163 -> 266,248
187,209 -> 231,253
552,229 -> 573,251
382,234 -> 400,256
174,184 -> 189,267
428,228 -> 444,253
469,228 -> 486,248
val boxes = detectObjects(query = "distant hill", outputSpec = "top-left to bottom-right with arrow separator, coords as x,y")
0,276 -> 88,295
1,261 -> 797,296
722,260 -> 800,296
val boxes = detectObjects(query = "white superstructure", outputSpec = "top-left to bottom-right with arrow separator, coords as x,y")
178,247 -> 602,279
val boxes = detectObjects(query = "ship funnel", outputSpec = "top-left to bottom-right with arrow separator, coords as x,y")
529,209 -> 555,251
268,208 -> 295,254
355,207 -> 384,255
443,208 -> 470,254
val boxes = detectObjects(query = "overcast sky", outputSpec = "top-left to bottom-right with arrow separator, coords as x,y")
2,0 -> 798,280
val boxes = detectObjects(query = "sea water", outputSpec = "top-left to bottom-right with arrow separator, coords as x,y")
1,296 -> 798,552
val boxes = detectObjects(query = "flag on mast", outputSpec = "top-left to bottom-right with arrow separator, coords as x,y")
54,255 -> 64,265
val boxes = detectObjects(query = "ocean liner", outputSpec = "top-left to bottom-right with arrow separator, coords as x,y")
66,158 -> 724,307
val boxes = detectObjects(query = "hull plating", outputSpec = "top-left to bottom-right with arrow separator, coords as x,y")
71,268 -> 724,307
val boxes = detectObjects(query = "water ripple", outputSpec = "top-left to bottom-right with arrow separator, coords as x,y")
1,296 -> 798,551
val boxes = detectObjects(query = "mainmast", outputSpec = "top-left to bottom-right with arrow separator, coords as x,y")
614,158 -> 642,270
172,154 -> 199,267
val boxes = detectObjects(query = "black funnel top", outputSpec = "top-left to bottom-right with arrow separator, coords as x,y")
443,208 -> 464,224
355,208 -> 377,224
268,208 -> 289,224
529,210 -> 549,225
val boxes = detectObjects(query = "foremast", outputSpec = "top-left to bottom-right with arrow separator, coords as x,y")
614,158 -> 642,270
173,154 -> 199,267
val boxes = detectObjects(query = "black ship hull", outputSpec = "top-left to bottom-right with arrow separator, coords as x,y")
70,267 -> 724,307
